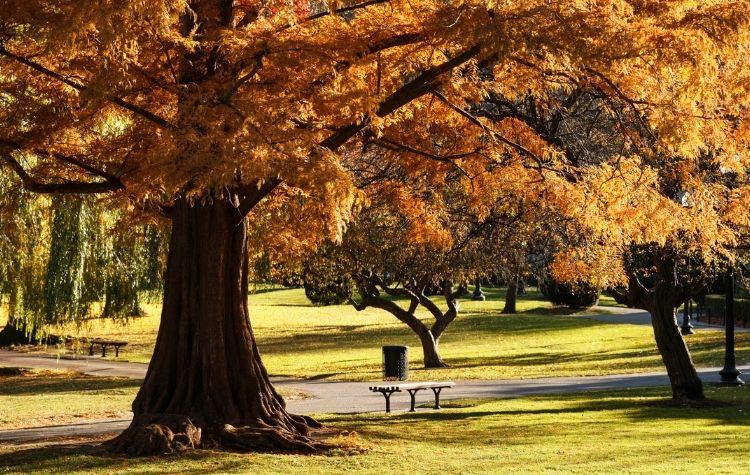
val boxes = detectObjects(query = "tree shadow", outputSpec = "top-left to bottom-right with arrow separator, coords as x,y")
257,309 -> 608,358
443,345 -> 661,370
322,386 -> 750,445
0,372 -> 142,396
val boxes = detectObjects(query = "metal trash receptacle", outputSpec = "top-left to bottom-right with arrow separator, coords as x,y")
382,345 -> 409,381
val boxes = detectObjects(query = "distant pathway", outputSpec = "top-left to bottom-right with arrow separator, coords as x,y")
588,305 -> 750,332
1,306 -> 748,444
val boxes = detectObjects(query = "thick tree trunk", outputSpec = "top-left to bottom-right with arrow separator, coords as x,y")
503,279 -> 518,314
418,328 -> 447,368
648,296 -> 704,402
107,196 -> 325,456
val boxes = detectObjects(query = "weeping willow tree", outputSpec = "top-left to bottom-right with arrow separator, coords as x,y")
0,172 -> 49,344
39,196 -> 94,322
0,178 -> 167,344
102,224 -> 166,319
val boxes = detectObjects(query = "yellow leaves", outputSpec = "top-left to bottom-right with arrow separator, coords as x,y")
722,186 -> 750,227
372,182 -> 453,250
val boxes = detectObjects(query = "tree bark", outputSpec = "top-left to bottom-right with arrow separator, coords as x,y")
106,195 -> 325,456
503,278 -> 518,314
418,327 -> 447,368
647,295 -> 704,402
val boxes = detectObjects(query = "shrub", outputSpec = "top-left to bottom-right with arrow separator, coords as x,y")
541,278 -> 599,309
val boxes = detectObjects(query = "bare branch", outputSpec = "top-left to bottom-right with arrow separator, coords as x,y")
431,90 -> 561,174
367,136 -> 474,178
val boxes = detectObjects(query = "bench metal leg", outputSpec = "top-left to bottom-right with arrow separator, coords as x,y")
431,387 -> 443,409
101,345 -> 107,357
407,389 -> 420,412
376,389 -> 398,413
89,344 -> 94,356
115,346 -> 120,357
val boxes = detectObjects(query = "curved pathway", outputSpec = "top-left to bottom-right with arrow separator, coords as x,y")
1,307 -> 747,444
588,305 -> 750,331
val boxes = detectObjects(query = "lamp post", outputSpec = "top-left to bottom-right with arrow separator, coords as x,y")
719,268 -> 744,386
680,299 -> 695,335
472,277 -> 485,301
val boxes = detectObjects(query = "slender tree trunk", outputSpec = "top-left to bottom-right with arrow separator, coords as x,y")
647,295 -> 704,402
417,328 -> 447,368
503,278 -> 518,314
107,195 -> 325,456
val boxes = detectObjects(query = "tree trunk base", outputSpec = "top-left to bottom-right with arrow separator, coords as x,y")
105,414 -> 330,457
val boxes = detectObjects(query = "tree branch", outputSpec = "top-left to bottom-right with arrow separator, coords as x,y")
431,280 -> 467,338
234,177 -> 283,220
0,46 -> 174,130
1,153 -> 124,194
431,90 -> 556,174
319,44 -> 481,151
367,137 -> 474,178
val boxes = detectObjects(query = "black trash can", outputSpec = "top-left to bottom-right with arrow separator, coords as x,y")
382,345 -> 409,381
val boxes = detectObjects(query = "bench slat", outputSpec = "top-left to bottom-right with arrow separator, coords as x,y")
369,381 -> 454,391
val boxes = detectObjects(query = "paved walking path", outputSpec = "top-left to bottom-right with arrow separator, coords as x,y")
1,307 -> 747,444
1,348 -> 747,444
1,364 -> 747,444
588,306 -> 750,332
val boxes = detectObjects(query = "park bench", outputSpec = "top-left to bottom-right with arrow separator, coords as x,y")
87,338 -> 128,357
369,381 -> 454,413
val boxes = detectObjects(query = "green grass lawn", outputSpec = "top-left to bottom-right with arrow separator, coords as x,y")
4,287 -> 748,382
1,384 -> 748,474
0,368 -> 306,430
0,368 -> 137,429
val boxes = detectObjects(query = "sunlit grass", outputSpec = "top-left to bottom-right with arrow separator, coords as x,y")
4,287 -> 742,382
1,385 -> 748,474
0,368 -> 137,429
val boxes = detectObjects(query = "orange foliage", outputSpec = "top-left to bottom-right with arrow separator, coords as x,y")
1,0 -> 750,277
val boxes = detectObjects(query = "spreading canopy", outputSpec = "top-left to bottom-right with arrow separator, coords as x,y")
2,0 -> 749,240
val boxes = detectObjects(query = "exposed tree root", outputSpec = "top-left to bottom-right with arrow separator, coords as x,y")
217,424 -> 330,453
105,414 -> 331,457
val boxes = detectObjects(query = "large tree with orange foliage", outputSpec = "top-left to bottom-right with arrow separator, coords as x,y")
2,0 -> 749,456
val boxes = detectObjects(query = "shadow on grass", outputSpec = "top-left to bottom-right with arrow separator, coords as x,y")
0,373 -> 142,396
257,307 -> 612,358
324,386 -> 750,441
0,444 -> 264,474
442,346 -> 661,370
1,386 -> 747,471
